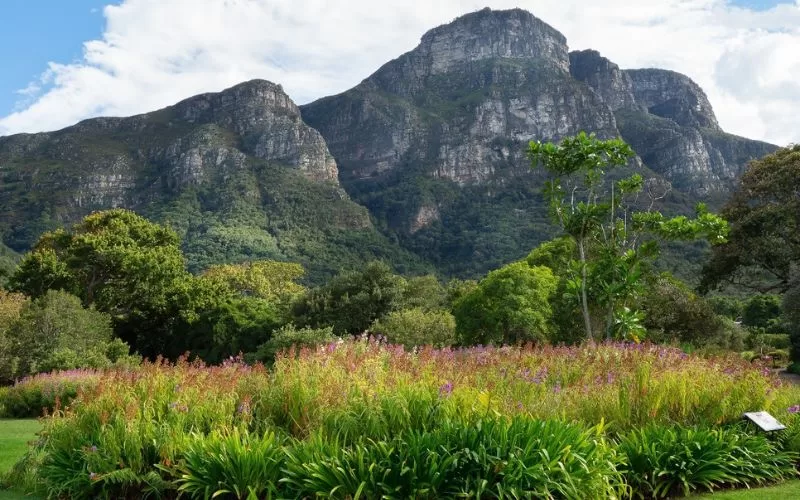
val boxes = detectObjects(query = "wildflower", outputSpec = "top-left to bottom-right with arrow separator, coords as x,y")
553,383 -> 561,394
89,472 -> 99,481
789,405 -> 800,414
237,401 -> 251,415
439,381 -> 453,397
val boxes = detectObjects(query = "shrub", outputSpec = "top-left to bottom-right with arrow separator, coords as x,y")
174,428 -> 286,499
292,261 -> 406,335
2,290 -> 132,379
281,418 -> 625,499
640,274 -> 741,348
618,425 -> 798,498
747,332 -> 792,351
248,324 -> 335,364
0,369 -> 102,418
453,262 -> 556,345
371,308 -> 456,348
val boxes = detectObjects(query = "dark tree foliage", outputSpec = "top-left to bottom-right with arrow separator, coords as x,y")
742,295 -> 782,330
293,261 -> 406,335
701,145 -> 800,294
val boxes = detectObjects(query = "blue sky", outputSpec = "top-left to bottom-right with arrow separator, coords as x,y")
1,0 -> 798,145
0,1 -> 115,115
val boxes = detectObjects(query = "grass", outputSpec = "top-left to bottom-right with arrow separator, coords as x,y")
0,419 -> 40,500
694,480 -> 800,498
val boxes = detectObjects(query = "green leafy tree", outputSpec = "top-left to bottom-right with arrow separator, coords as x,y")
371,308 -> 456,348
453,262 -> 557,345
783,283 -> 800,362
8,209 -> 213,357
293,261 -> 406,335
3,290 -> 134,379
201,260 -> 306,304
181,296 -> 283,363
701,145 -> 800,294
526,238 -> 584,344
742,295 -> 783,330
0,290 -> 28,382
528,132 -> 729,340
399,275 -> 447,311
639,274 -> 743,349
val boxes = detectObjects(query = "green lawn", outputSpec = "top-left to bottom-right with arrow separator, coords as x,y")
0,419 -> 40,500
693,480 -> 800,498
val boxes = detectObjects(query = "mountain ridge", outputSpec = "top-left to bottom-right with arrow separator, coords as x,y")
0,7 -> 778,280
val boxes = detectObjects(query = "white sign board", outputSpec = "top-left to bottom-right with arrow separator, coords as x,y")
743,411 -> 786,432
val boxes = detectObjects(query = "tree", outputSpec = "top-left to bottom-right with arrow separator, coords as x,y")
8,210 -> 198,356
399,275 -> 447,311
701,145 -> 800,294
0,290 -> 28,382
639,274 -> 743,349
526,238 -> 584,344
528,132 -> 729,340
201,260 -> 306,304
3,290 -> 134,380
180,296 -> 283,363
742,295 -> 782,330
293,261 -> 406,335
371,308 -> 456,348
453,262 -> 557,345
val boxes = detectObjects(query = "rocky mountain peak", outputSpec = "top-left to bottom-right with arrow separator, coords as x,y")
569,49 -> 639,111
161,79 -> 338,182
171,79 -> 297,129
626,69 -> 720,130
415,8 -> 570,75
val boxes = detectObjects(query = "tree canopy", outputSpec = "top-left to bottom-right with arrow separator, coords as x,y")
701,145 -> 800,294
529,132 -> 729,341
453,261 -> 557,345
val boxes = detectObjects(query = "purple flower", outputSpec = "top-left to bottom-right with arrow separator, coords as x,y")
237,401 -> 251,415
553,383 -> 561,394
789,405 -> 800,414
439,381 -> 453,397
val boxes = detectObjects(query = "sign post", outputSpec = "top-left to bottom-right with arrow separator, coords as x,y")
743,411 -> 786,432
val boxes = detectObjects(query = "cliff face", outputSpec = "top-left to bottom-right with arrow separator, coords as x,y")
301,8 -> 775,276
0,80 -> 428,281
0,7 -> 779,280
567,50 -> 774,196
303,9 -> 617,189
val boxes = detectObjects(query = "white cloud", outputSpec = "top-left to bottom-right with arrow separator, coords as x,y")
1,0 -> 799,146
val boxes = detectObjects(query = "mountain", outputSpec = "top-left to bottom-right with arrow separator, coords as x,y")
0,80 -> 429,282
301,8 -> 775,276
0,8 -> 777,281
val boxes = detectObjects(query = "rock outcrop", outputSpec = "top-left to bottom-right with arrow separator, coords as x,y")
0,80 -> 427,280
301,7 -> 776,275
0,7 -> 779,280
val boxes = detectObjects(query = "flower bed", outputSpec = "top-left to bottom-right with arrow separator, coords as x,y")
6,339 -> 800,498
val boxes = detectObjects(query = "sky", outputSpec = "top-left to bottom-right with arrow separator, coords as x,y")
0,0 -> 798,145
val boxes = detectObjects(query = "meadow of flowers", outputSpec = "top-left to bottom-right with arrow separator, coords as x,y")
3,338 -> 800,498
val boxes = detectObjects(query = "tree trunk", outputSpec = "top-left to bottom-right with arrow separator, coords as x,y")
578,240 -> 593,341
